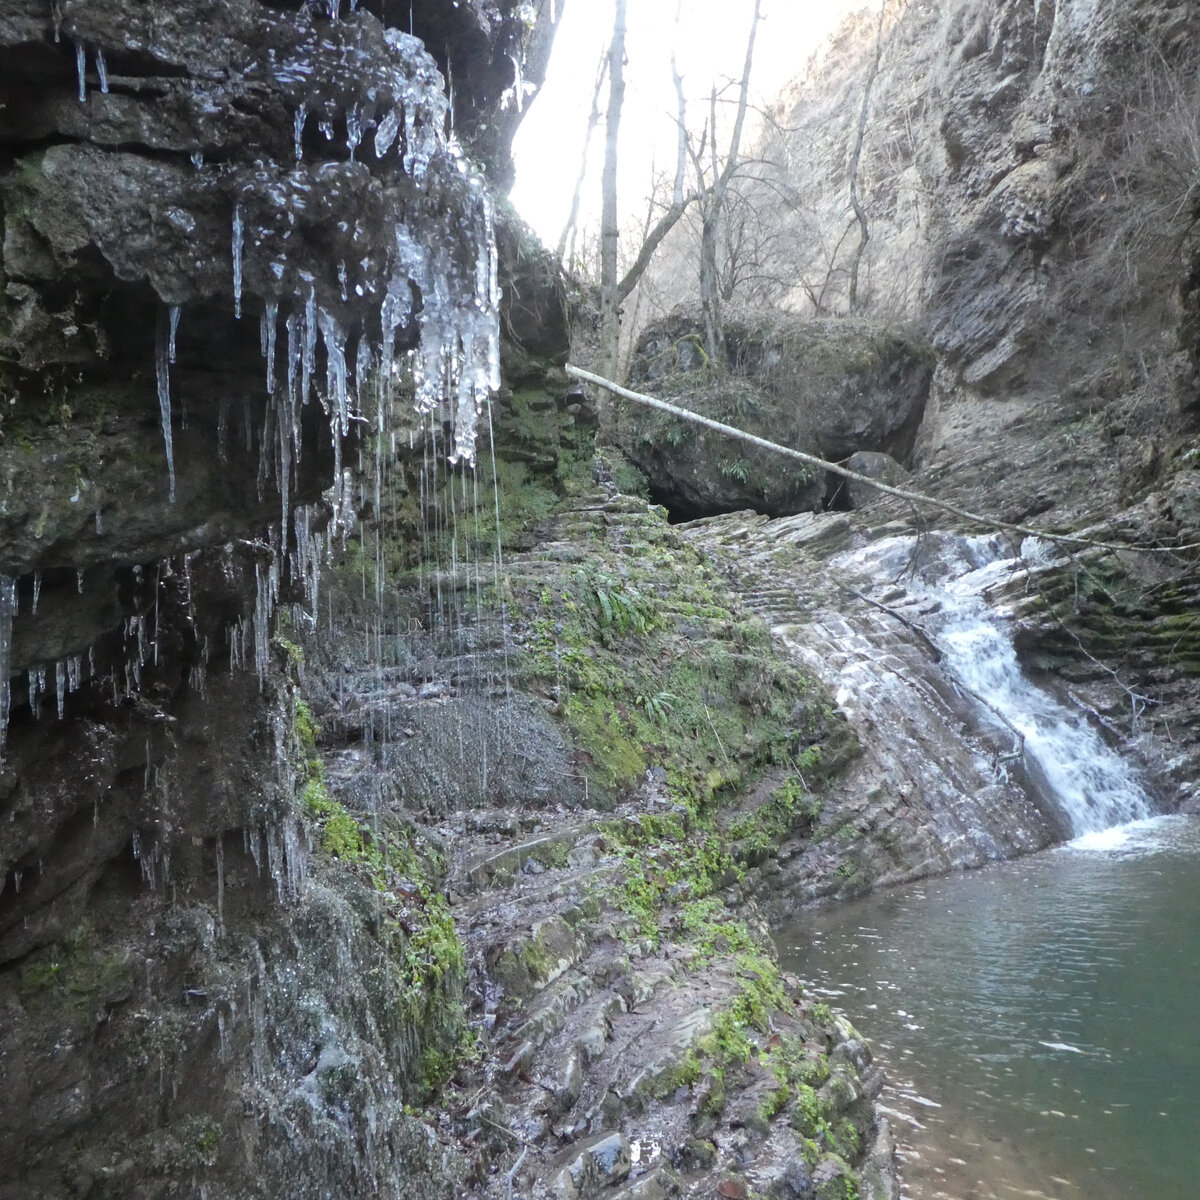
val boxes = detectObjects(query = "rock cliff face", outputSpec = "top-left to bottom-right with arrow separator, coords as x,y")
749,0 -> 1200,510
856,0 -> 1200,807
0,2 -> 560,1196
3,1 -> 1199,1198
630,0 -> 1200,813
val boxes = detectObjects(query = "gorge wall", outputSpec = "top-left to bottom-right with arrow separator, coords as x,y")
2,1 -> 1199,1199
627,0 -> 1200,812
0,2 -> 564,1196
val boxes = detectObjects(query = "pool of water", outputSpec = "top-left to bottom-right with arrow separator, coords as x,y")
776,816 -> 1200,1200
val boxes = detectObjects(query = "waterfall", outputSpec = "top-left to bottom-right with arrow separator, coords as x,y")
837,535 -> 1155,838
936,593 -> 1153,836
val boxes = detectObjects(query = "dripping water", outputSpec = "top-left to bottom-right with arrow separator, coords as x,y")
0,577 -> 15,759
155,320 -> 176,503
231,205 -> 244,320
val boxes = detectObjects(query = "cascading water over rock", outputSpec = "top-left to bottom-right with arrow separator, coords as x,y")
835,534 -> 1155,837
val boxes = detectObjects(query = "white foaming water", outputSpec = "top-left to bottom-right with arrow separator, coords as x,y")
1067,813 -> 1184,855
837,534 -> 1155,838
937,599 -> 1152,835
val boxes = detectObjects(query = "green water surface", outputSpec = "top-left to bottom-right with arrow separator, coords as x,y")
776,816 -> 1200,1200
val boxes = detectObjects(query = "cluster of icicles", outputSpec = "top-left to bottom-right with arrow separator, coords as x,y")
0,518 -> 324,758
0,26 -> 499,919
0,574 -> 105,748
3,8 -> 504,774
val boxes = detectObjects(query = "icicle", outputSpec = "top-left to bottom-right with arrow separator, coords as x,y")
355,335 -> 374,415
156,322 -> 176,503
402,104 -> 416,175
302,282 -> 317,403
232,204 -> 244,320
31,572 -> 40,615
55,659 -> 66,719
294,105 -> 306,162
264,299 -> 278,394
191,150 -> 204,170
374,105 -> 401,158
168,305 -> 180,364
328,0 -> 341,20
337,260 -> 348,302
28,665 -> 45,719
510,53 -> 525,113
317,307 -> 349,435
75,42 -> 87,103
76,569 -> 84,594
215,836 -> 225,926
96,47 -> 109,94
285,312 -> 304,475
252,559 -> 278,691
0,577 -> 14,756
346,104 -> 362,159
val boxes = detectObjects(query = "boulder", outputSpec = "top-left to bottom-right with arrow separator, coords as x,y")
830,451 -> 911,511
617,313 -> 932,519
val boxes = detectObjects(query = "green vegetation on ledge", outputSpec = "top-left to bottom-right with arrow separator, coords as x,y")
291,695 -> 471,1099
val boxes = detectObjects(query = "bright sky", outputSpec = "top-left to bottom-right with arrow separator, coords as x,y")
511,0 -> 866,247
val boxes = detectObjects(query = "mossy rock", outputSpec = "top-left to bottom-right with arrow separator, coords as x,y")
619,310 -> 933,520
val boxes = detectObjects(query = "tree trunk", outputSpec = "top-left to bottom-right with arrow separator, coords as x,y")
598,0 -> 627,381
556,51 -> 608,265
847,0 -> 887,315
696,0 -> 760,365
699,205 -> 723,363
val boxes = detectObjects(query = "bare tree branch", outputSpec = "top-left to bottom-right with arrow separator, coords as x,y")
556,50 -> 609,263
599,0 -> 628,380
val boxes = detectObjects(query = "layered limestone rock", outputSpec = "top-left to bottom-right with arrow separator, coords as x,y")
627,0 -> 1200,814
744,0 -> 1200,519
293,461 -> 901,1200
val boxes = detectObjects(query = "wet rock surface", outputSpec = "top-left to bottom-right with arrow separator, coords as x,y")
0,0 -> 561,1195
289,484 -> 901,1200
674,511 -> 1064,913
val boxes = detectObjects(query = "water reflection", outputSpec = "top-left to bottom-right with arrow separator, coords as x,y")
777,817 -> 1200,1199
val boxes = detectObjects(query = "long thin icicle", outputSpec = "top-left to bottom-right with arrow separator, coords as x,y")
156,322 -> 176,503
75,42 -> 87,102
168,305 -> 181,364
232,205 -> 244,319
0,576 -> 14,760
264,299 -> 278,394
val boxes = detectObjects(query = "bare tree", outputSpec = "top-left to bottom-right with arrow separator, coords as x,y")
687,0 -> 762,362
598,0 -> 627,380
847,0 -> 887,314
556,50 -> 609,265
589,0 -> 763,375
612,31 -> 696,306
